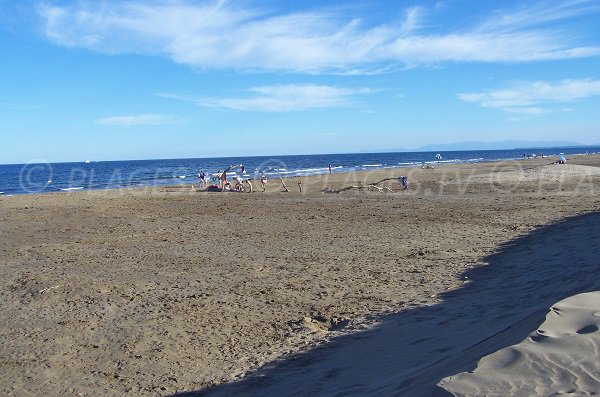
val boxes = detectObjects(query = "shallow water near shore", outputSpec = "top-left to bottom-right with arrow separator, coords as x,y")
1,146 -> 598,195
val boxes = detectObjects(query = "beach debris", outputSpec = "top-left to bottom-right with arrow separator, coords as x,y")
279,177 -> 289,192
244,179 -> 253,193
368,185 -> 394,193
37,285 -> 60,294
322,184 -> 394,194
322,176 -> 405,193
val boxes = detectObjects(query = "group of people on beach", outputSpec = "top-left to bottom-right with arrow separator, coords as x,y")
195,161 -> 415,193
197,164 -> 269,192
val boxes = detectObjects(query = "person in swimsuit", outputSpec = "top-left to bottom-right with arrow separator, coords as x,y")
260,174 -> 267,192
198,170 -> 206,188
220,171 -> 227,190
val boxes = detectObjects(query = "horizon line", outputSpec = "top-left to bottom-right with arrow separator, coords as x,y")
2,144 -> 599,166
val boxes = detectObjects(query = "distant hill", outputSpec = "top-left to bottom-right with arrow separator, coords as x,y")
413,140 -> 586,152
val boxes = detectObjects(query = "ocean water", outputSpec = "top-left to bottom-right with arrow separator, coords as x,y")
1,147 -> 598,196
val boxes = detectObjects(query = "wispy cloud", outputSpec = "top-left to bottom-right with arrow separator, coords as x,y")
458,78 -> 600,113
476,0 -> 600,33
35,0 -> 600,73
97,114 -> 183,126
160,84 -> 372,112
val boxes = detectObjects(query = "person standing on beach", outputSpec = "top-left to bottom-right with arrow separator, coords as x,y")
240,164 -> 245,175
219,165 -> 236,190
198,170 -> 206,188
220,170 -> 227,190
328,163 -> 333,174
260,174 -> 267,191
399,176 -> 410,190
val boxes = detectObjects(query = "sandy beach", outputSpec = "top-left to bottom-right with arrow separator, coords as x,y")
1,156 -> 599,396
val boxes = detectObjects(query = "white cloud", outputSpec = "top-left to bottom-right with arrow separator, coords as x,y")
476,0 -> 600,33
35,0 -> 600,73
501,107 -> 547,115
459,78 -> 600,113
97,114 -> 182,126
161,84 -> 371,112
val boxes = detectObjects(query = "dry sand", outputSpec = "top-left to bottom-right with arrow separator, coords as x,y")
201,211 -> 600,397
1,156 -> 599,396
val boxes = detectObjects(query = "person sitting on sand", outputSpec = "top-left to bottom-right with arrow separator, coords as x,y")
234,176 -> 244,192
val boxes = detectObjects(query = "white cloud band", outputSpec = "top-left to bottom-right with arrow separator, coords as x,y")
36,1 -> 600,73
459,78 -> 600,113
160,84 -> 372,112
97,114 -> 182,126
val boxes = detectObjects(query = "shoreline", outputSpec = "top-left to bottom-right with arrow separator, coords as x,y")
2,154 -> 599,199
1,157 -> 599,396
1,149 -> 598,197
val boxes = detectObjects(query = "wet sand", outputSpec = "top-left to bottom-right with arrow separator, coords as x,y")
1,156 -> 599,396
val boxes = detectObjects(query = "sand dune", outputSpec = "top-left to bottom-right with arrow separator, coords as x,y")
440,291 -> 600,396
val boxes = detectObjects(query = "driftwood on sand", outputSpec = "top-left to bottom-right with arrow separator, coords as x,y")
322,185 -> 394,194
244,179 -> 253,193
322,177 -> 398,194
279,177 -> 289,192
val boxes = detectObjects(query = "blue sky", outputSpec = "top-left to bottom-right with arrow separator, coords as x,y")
1,0 -> 600,163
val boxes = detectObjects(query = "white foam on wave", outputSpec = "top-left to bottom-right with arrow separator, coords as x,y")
60,187 -> 85,191
266,167 -> 329,175
361,164 -> 383,167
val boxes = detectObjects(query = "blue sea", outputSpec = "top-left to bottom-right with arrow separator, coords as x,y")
1,147 -> 598,196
